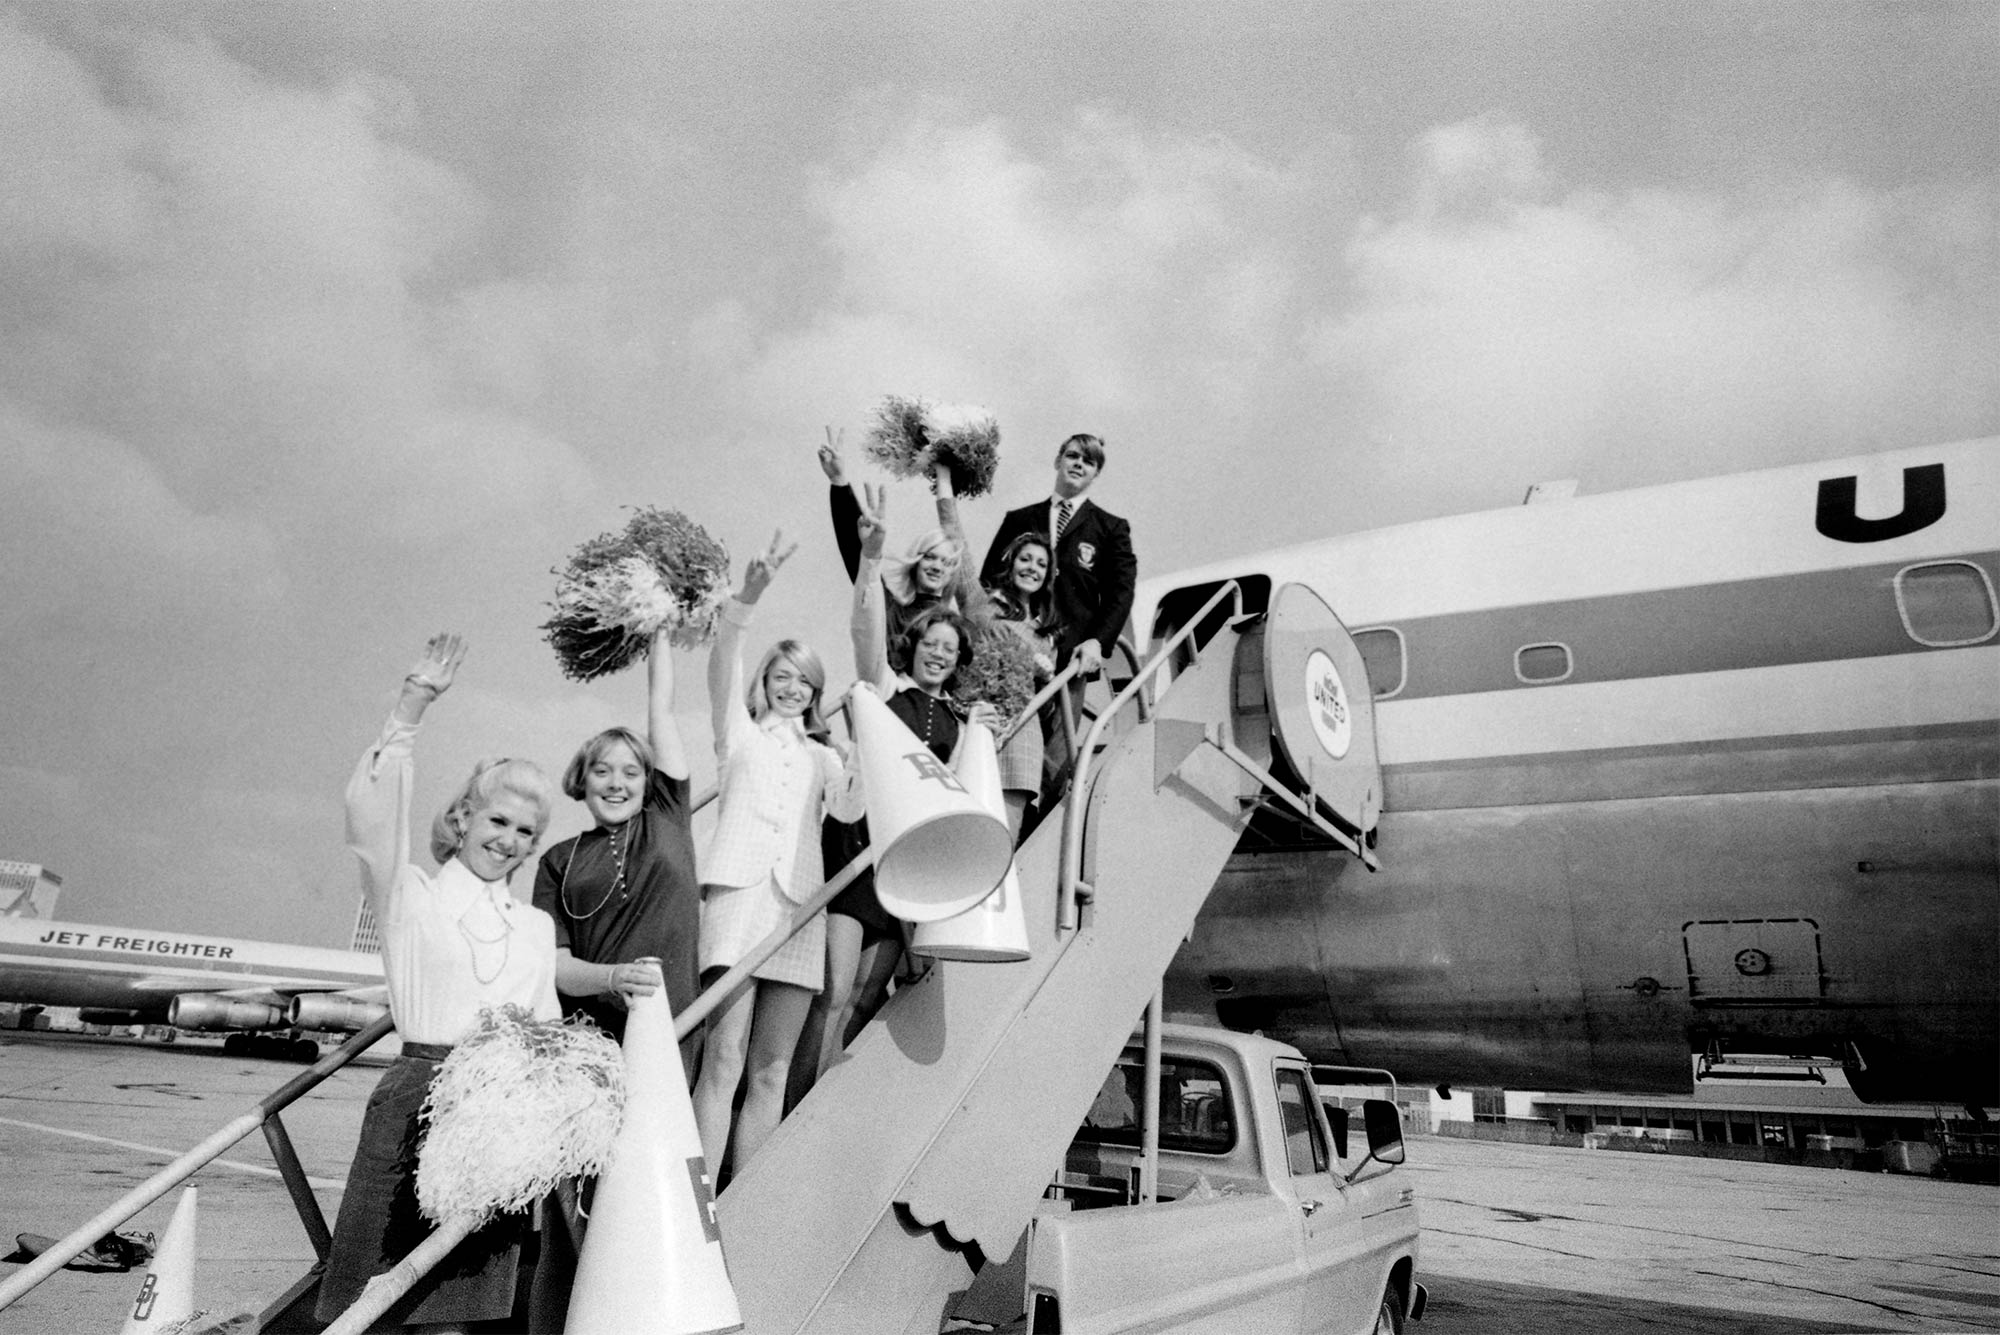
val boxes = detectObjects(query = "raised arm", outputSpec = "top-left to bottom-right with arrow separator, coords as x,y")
646,625 -> 689,781
820,428 -> 865,583
931,460 -> 990,617
711,530 -> 799,743
345,634 -> 465,908
849,483 -> 896,691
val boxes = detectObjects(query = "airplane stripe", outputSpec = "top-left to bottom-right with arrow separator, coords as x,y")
0,940 -> 379,988
1368,550 -> 1998,701
1376,648 -> 1998,767
1385,720 -> 1994,811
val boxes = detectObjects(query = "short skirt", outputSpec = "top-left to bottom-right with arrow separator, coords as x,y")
315,1054 -> 527,1328
699,873 -> 825,991
822,816 -> 899,943
996,712 -> 1044,795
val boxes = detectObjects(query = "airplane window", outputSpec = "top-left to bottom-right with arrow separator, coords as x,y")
1352,627 -> 1405,698
1515,642 -> 1572,684
1895,561 -> 1998,648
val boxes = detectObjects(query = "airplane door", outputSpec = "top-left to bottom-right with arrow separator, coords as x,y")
1261,582 -> 1384,847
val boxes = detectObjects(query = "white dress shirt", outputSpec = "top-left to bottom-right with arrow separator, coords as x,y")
345,716 -> 560,1046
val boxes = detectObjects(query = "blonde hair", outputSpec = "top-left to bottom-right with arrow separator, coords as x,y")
429,758 -> 556,867
881,529 -> 963,606
747,639 -> 829,736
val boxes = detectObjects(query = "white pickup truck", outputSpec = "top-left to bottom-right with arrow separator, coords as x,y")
954,1023 -> 1425,1334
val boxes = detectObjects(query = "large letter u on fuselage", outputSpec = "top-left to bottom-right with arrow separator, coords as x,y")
1815,463 -> 1945,543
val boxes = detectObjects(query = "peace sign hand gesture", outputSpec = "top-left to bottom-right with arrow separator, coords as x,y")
816,426 -> 848,486
855,482 -> 891,560
740,530 -> 799,605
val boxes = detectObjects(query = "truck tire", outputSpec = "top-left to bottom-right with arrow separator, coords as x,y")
1372,1284 -> 1405,1334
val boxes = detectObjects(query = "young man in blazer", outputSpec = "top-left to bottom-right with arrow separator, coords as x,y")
980,434 -> 1138,804
980,433 -> 1138,680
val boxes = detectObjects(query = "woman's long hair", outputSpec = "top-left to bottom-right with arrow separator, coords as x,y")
430,758 -> 556,868
880,528 -> 963,607
747,638 -> 830,737
986,531 -> 1056,634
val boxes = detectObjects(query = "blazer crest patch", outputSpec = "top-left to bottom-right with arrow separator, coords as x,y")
1075,541 -> 1097,569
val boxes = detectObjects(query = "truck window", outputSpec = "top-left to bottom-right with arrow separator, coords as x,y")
1275,1067 -> 1330,1176
1073,1057 -> 1236,1155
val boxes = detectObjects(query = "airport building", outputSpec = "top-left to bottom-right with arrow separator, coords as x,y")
0,862 -> 62,919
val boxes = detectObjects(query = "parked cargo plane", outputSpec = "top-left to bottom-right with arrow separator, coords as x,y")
0,916 -> 386,1036
1137,437 -> 1997,1109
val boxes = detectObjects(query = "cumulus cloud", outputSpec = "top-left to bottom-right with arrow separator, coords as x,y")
735,104 -> 1316,451
1306,116 -> 2000,508
0,399 -> 287,633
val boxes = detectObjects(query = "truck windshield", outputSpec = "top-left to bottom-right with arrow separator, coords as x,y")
1072,1057 -> 1236,1155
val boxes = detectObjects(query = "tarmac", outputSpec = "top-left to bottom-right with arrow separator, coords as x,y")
2,1027 -> 1996,1334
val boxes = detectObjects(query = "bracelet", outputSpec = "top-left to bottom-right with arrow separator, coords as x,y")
403,674 -> 442,696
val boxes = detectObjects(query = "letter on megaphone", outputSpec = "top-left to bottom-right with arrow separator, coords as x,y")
911,722 -> 1030,962
567,986 -> 743,1335
120,1186 -> 197,1335
847,685 -> 1013,923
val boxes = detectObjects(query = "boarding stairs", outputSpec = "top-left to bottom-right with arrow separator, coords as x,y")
718,580 -> 1382,1334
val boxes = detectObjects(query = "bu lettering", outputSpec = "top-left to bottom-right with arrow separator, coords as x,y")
904,752 -> 967,793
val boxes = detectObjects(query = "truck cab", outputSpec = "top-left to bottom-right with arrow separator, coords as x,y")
1011,1024 -> 1423,1334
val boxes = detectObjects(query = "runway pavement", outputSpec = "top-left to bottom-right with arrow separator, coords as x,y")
1,1028 -> 1995,1333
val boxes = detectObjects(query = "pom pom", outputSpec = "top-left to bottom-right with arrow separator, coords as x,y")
543,507 -> 731,681
951,623 -> 1039,722
921,401 -> 1001,498
863,395 -> 933,480
863,396 -> 1002,498
416,1006 -> 626,1226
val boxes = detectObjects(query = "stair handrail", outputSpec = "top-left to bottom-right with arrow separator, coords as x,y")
0,1015 -> 396,1312
1058,582 -> 1244,932
666,663 -> 1072,1039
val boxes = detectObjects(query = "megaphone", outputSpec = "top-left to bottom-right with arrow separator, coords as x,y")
566,984 -> 742,1335
911,722 -> 1030,962
847,685 -> 1012,922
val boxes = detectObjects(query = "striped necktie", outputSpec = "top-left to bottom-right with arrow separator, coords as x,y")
1055,499 -> 1074,542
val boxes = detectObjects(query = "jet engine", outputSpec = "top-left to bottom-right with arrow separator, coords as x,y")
166,994 -> 287,1031
287,994 -> 390,1033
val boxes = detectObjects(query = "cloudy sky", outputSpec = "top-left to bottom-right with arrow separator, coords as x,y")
3,1 -> 1995,946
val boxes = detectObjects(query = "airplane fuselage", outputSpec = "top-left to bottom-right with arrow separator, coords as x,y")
0,917 -> 382,1023
1139,439 -> 1998,1105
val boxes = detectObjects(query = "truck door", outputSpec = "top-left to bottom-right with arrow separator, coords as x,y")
1273,1061 -> 1373,1333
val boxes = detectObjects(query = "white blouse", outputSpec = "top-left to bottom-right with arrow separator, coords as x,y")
345,716 -> 560,1046
703,598 -> 865,901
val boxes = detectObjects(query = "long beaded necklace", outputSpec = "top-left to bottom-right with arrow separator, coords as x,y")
457,893 -> 514,986
560,817 -> 632,921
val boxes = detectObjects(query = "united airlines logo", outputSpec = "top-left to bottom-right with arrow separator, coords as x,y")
1815,463 -> 1945,543
1304,650 -> 1352,760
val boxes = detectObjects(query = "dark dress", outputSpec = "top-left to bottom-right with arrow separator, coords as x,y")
533,767 -> 700,1047
317,1052 -> 529,1328
526,768 -> 700,1330
825,688 -> 962,942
